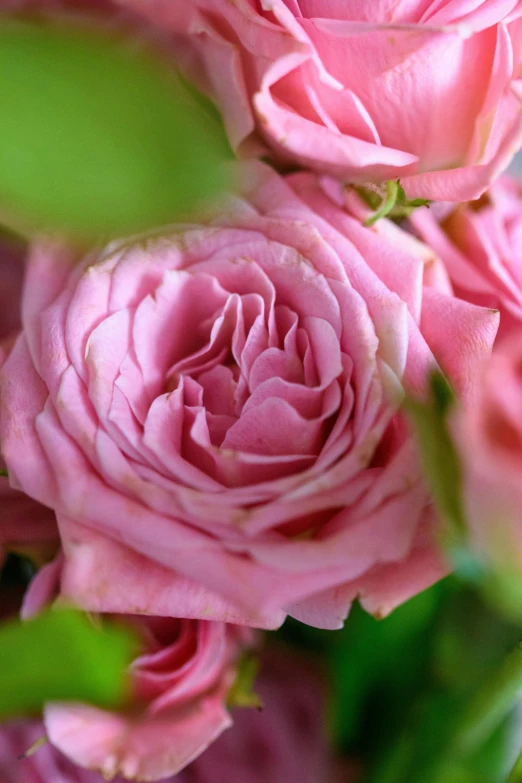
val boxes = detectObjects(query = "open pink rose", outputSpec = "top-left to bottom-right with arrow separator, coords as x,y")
453,335 -> 522,571
0,163 -> 498,629
117,0 -> 522,202
411,175 -> 522,340
22,558 -> 249,782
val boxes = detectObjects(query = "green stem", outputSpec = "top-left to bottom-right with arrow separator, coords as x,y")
364,180 -> 399,226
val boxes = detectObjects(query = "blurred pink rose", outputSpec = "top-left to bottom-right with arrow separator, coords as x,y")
45,619 -> 244,781
181,648 -> 332,783
0,164 -> 498,630
117,0 -> 522,202
0,722 -> 101,783
0,649 -> 339,783
22,559 -> 249,782
454,335 -> 522,570
412,176 -> 522,340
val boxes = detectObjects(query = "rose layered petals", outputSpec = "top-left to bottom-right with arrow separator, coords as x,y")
117,0 -> 522,201
55,519 -> 285,628
1,162 -> 498,627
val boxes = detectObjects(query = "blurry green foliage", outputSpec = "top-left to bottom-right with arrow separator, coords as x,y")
0,608 -> 137,720
406,371 -> 466,547
0,19 -> 231,242
381,586 -> 522,783
276,579 -> 522,783
275,583 -> 445,754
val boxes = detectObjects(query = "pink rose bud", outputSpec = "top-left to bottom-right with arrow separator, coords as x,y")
0,163 -> 498,630
21,558 -> 252,782
116,0 -> 522,202
0,650 -> 339,783
44,618 -> 247,781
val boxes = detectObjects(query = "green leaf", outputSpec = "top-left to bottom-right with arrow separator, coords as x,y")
405,370 -> 466,547
396,181 -> 430,210
507,748 -> 522,782
0,608 -> 137,720
0,20 -> 230,241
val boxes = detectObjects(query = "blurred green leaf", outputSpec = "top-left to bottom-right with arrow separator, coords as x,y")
328,587 -> 444,752
0,608 -> 137,720
0,20 -> 230,241
454,644 -> 522,755
433,588 -> 522,691
406,371 -> 466,546
367,586 -> 522,783
508,748 -> 522,782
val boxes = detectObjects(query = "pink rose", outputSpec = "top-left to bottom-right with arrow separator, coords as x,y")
117,0 -> 522,202
0,163 -> 498,630
0,650 -> 337,783
411,175 -> 522,340
22,558 -> 249,782
453,335 -> 522,571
